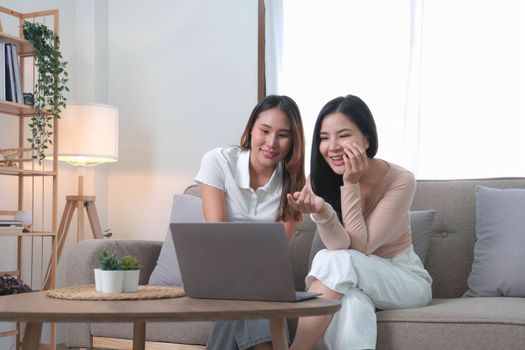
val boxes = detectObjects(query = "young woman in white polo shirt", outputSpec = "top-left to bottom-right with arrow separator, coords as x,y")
195,95 -> 306,350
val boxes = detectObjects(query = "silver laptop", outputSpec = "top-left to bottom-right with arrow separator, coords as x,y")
170,222 -> 321,302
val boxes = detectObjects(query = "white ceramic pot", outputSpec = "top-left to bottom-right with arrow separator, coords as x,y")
100,270 -> 125,293
94,268 -> 103,292
123,269 -> 140,293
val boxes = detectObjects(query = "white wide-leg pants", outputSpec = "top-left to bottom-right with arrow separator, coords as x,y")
306,246 -> 432,350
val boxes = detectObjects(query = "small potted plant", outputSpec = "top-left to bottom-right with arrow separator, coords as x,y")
94,250 -> 109,291
121,255 -> 142,293
98,249 -> 124,293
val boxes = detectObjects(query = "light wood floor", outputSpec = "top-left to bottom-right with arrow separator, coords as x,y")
56,338 -> 206,350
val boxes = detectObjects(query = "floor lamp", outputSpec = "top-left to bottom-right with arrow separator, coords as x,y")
43,103 -> 118,290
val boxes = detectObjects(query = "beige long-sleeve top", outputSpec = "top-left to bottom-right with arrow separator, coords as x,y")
312,162 -> 415,258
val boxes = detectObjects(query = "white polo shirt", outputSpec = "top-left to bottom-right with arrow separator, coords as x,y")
194,146 -> 283,222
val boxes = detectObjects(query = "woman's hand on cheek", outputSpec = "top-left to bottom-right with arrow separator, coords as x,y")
342,142 -> 369,185
287,186 -> 326,215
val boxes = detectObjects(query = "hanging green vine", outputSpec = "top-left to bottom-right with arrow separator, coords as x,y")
23,21 -> 69,163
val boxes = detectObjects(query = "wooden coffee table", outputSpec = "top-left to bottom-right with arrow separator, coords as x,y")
0,291 -> 340,350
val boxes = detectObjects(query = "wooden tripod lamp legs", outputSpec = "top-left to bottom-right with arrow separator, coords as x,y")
42,195 -> 104,290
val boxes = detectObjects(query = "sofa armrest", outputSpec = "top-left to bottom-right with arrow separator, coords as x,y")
64,239 -> 162,348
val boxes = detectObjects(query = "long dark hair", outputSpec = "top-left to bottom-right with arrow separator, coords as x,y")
310,95 -> 378,219
240,95 -> 306,222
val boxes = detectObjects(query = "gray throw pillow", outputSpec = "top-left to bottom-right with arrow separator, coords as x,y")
464,186 -> 525,297
148,194 -> 204,286
409,210 -> 437,264
308,210 -> 436,268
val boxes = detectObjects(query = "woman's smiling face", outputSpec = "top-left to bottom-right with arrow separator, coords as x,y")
319,112 -> 369,175
250,107 -> 292,171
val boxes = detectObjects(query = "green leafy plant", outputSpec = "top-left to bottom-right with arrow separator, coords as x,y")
23,21 -> 69,163
120,255 -> 142,270
98,249 -> 122,271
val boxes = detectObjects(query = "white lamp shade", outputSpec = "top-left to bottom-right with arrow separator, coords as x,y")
56,103 -> 119,166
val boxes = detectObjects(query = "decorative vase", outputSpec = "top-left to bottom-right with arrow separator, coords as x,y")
100,270 -> 125,293
123,270 -> 140,293
14,210 -> 32,226
94,268 -> 103,292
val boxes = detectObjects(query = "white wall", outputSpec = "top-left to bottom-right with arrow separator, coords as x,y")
0,0 -> 257,346
106,0 -> 258,240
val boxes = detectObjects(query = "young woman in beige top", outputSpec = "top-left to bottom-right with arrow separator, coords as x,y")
288,95 -> 432,350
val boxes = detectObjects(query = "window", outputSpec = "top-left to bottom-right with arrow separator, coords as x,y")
268,0 -> 525,178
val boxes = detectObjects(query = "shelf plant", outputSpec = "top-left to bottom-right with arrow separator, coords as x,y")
23,21 -> 69,163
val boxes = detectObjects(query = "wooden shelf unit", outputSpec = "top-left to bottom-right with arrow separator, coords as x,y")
0,229 -> 57,237
0,30 -> 33,55
0,6 -> 60,350
0,99 -> 34,115
0,168 -> 57,176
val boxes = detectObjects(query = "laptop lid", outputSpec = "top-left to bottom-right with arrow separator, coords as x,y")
170,222 -> 299,302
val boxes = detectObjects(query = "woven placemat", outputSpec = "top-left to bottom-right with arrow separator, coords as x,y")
46,285 -> 185,300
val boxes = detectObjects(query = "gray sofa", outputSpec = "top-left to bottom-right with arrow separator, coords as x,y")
65,178 -> 525,349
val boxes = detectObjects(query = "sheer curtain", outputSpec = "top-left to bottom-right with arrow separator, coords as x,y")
267,0 -> 525,178
416,0 -> 525,179
264,0 -> 283,95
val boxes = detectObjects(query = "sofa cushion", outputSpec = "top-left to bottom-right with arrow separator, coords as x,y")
308,210 -> 436,268
464,186 -> 525,297
289,214 -> 317,292
148,194 -> 204,286
376,297 -> 525,350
